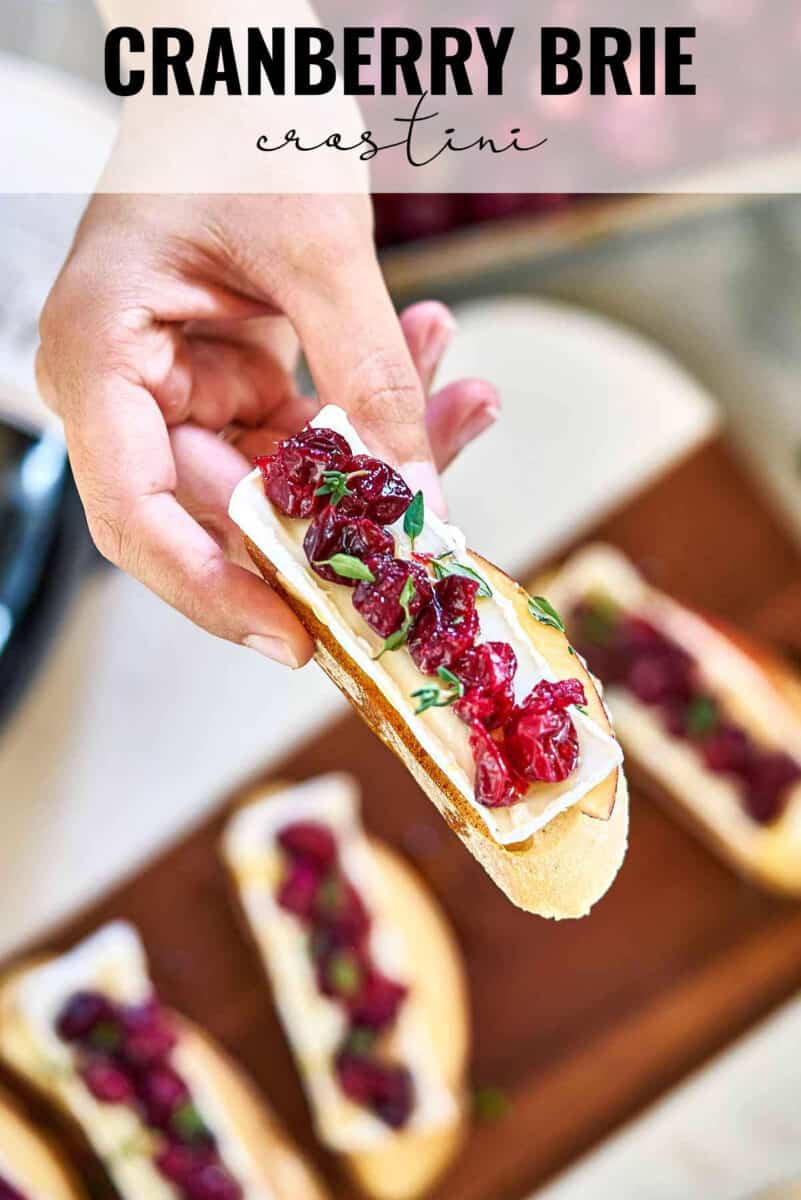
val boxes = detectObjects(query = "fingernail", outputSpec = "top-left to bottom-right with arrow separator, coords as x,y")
244,634 -> 301,669
420,313 -> 457,378
456,398 -> 500,452
402,461 -> 448,520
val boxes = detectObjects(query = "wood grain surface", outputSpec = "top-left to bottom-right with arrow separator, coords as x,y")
3,438 -> 801,1200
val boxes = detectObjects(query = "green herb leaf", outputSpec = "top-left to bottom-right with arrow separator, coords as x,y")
576,705 -> 589,716
344,1027 -> 377,1057
88,1021 -> 121,1052
472,1086 -> 510,1123
171,1101 -> 210,1143
686,695 -> 719,738
330,951 -> 363,997
527,594 -> 566,633
315,468 -> 369,507
374,575 -> 417,659
433,556 -> 492,598
411,667 -> 464,714
403,490 -> 425,549
315,554 -> 375,582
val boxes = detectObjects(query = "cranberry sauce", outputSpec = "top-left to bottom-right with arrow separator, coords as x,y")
0,1178 -> 25,1200
571,599 -> 801,825
55,991 -> 242,1199
260,428 -> 587,808
275,821 -> 414,1129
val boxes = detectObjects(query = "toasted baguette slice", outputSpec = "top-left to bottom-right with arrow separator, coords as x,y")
229,405 -> 627,919
0,924 -> 330,1200
222,774 -> 469,1200
544,543 -> 801,895
0,1084 -> 84,1198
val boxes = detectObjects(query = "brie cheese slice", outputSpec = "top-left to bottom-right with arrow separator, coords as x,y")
223,773 -> 458,1153
229,405 -> 622,846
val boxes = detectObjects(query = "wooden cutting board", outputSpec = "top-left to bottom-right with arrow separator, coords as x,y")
3,438 -> 801,1200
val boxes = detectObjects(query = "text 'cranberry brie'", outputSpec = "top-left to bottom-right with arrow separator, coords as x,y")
547,545 -> 801,888
222,775 -> 459,1153
0,924 -> 275,1200
228,406 -> 623,847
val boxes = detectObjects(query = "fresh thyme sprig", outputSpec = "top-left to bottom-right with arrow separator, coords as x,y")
527,594 -> 566,633
412,667 -> 465,714
432,552 -> 492,597
403,490 -> 425,551
314,468 -> 369,507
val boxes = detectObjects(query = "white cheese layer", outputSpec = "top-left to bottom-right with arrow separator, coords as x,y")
547,544 -> 801,846
229,405 -> 622,845
9,923 -> 276,1200
223,774 -> 458,1153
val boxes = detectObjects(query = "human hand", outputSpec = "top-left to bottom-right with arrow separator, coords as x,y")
37,193 -> 499,668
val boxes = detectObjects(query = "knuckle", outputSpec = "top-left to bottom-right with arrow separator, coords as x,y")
350,348 -> 424,420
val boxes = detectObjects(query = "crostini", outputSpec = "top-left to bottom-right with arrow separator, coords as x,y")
229,406 -> 628,918
222,773 -> 469,1200
0,1085 -> 84,1199
545,543 -> 801,894
0,923 -> 330,1200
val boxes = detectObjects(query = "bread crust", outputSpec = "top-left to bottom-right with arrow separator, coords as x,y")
244,537 -> 628,919
0,1084 -> 85,1198
0,964 -> 329,1200
224,796 -> 470,1200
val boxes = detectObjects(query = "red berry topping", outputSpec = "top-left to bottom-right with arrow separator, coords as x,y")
120,999 -> 177,1067
278,821 -> 337,869
504,679 -> 585,784
408,576 -> 480,673
353,556 -> 433,638
744,752 -> 801,824
336,455 -> 413,525
304,507 -> 394,586
349,970 -> 408,1031
701,724 -> 754,775
334,1053 -> 414,1129
469,722 -> 525,808
184,1164 -> 243,1200
277,862 -> 320,919
313,872 -> 371,942
81,1059 -> 134,1104
256,427 -> 350,519
137,1064 -> 190,1127
56,991 -> 116,1043
453,642 -> 518,730
0,1178 -> 25,1200
156,1142 -> 214,1185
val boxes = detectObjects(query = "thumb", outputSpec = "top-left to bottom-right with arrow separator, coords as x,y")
284,244 -> 448,518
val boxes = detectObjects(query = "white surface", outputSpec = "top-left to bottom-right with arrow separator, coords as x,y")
0,296 -> 717,956
534,993 -> 801,1200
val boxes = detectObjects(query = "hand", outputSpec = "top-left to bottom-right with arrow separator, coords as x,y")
37,193 -> 498,667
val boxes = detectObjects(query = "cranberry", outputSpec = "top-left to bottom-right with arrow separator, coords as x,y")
626,650 -> 694,705
304,507 -> 394,586
137,1064 -> 190,1127
743,752 -> 801,824
453,642 -> 518,730
337,455 -> 413,525
81,1060 -> 134,1104
349,970 -> 408,1031
56,991 -> 116,1043
256,428 -> 349,519
408,576 -> 480,674
119,999 -> 177,1067
277,861 -> 322,920
0,1179 -> 25,1200
504,679 -> 585,784
353,556 -> 433,638
156,1143 -> 213,1186
313,871 -> 371,941
277,822 -> 337,869
184,1164 -> 243,1200
701,724 -> 754,775
335,1053 -> 414,1129
469,723 -> 524,808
